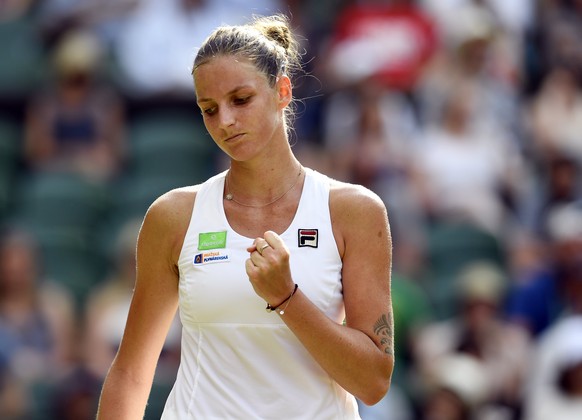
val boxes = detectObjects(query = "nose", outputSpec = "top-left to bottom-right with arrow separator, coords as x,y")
218,105 -> 236,129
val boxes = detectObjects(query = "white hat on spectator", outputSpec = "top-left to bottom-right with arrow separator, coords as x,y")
431,353 -> 491,407
546,201 -> 582,242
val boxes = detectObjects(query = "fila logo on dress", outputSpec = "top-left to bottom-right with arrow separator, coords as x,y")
298,229 -> 318,248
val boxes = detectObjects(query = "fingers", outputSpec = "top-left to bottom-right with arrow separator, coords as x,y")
246,231 -> 290,274
245,257 -> 256,274
249,248 -> 263,267
247,238 -> 265,254
245,231 -> 294,304
247,240 -> 270,257
245,231 -> 286,270
258,243 -> 270,255
264,231 -> 286,251
247,231 -> 282,255
245,249 -> 265,279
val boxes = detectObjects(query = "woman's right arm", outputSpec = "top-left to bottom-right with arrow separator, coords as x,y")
97,188 -> 195,419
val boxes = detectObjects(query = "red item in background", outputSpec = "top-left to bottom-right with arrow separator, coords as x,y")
328,4 -> 438,90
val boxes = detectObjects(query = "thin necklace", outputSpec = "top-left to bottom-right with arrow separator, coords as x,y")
225,167 -> 304,208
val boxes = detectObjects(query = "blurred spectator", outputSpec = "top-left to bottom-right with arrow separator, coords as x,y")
412,261 -> 531,418
322,79 -> 425,252
422,0 -> 535,39
111,0 -> 284,99
412,84 -> 527,236
83,218 -> 141,378
523,311 -> 582,418
418,353 -> 493,420
415,2 -> 522,148
507,200 -> 582,336
0,0 -> 35,22
521,153 -> 581,237
421,0 -> 534,90
81,218 -> 181,419
323,81 -> 418,186
525,65 -> 582,168
36,0 -> 138,45
83,218 -> 181,381
49,366 -> 102,420
505,229 -> 548,289
24,28 -> 126,182
535,0 -> 582,82
0,227 -> 76,417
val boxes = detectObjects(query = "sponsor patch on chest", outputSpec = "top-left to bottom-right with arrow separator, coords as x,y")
198,231 -> 227,250
193,250 -> 230,265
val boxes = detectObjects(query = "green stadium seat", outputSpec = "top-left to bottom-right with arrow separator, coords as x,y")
423,220 -> 505,319
128,110 -> 216,184
0,13 -> 46,98
12,172 -> 110,240
0,116 -> 21,219
10,172 -> 112,306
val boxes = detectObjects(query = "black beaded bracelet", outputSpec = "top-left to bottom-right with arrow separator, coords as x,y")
266,284 -> 298,314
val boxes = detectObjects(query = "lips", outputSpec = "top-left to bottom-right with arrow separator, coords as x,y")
224,133 -> 244,142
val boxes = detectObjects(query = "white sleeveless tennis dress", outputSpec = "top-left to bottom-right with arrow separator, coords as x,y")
161,168 -> 361,419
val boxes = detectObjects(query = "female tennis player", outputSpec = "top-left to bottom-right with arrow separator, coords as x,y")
97,14 -> 394,419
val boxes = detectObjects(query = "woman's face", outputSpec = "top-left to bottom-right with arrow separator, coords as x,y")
194,55 -> 290,162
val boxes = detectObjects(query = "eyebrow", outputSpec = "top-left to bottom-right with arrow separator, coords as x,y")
197,85 -> 253,104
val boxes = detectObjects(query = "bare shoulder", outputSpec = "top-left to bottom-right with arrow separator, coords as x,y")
146,185 -> 200,224
140,184 -> 201,263
327,178 -> 390,256
329,178 -> 388,223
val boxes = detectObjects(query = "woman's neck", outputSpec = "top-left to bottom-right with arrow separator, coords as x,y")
226,156 -> 303,206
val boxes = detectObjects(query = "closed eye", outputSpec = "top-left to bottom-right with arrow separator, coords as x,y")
233,96 -> 252,106
201,106 -> 217,116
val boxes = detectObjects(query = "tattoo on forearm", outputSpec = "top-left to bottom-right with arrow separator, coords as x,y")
373,313 -> 394,356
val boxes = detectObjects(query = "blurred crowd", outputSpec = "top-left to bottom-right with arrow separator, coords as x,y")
0,0 -> 581,419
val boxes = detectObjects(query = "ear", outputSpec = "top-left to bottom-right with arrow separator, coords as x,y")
276,75 -> 292,110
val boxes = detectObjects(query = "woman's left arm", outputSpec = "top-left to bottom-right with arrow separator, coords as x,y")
272,183 -> 394,405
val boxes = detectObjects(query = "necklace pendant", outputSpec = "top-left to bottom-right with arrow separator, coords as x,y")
225,193 -> 233,201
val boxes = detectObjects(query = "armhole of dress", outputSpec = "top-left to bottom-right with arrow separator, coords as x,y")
177,172 -> 228,265
308,169 -> 342,264
322,172 -> 342,263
